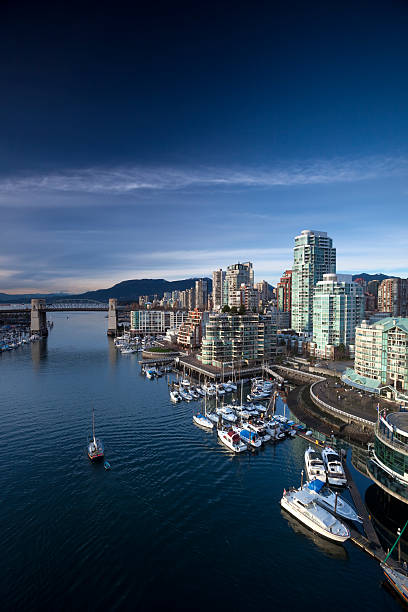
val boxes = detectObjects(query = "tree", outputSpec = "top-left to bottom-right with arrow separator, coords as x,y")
222,304 -> 230,313
230,306 -> 238,315
238,305 -> 246,315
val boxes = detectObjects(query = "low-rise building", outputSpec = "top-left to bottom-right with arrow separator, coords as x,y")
130,310 -> 187,335
343,317 -> 408,403
199,312 -> 276,368
177,309 -> 209,348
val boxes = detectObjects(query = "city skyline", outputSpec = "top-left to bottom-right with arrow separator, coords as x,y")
1,2 -> 408,293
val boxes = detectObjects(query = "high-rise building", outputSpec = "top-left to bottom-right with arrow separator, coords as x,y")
311,274 -> 365,358
291,230 -> 336,335
225,262 -> 254,307
194,279 -> 208,310
177,308 -> 209,348
277,270 -> 292,317
255,280 -> 270,306
367,279 -> 380,298
186,288 -> 195,311
378,278 -> 408,317
200,312 -> 276,367
212,269 -> 226,310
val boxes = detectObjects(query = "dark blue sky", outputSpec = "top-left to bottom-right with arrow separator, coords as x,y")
1,1 -> 407,291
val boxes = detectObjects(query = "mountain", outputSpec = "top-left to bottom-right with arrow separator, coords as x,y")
75,278 -> 213,302
352,273 -> 396,282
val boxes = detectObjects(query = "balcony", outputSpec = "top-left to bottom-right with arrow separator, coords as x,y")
375,422 -> 408,455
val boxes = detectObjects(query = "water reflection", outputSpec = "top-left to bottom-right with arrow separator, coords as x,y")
30,339 -> 47,369
281,509 -> 348,561
365,485 -> 408,563
107,337 -> 118,368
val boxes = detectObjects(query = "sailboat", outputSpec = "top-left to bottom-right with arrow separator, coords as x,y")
381,519 -> 408,604
87,408 -> 104,461
193,391 -> 214,429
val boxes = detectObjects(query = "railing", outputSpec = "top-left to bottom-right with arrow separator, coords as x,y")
375,422 -> 408,455
310,381 -> 375,427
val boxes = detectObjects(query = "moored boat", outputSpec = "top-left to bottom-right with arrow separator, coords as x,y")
301,479 -> 361,523
218,429 -> 247,453
322,447 -> 347,486
305,446 -> 326,483
280,488 -> 350,543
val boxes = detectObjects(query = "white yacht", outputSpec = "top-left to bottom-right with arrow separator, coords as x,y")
217,429 -> 247,453
280,488 -> 350,543
170,390 -> 181,403
322,447 -> 347,487
226,381 -> 237,391
216,405 -> 237,423
180,379 -> 191,388
305,447 -> 326,483
302,480 -> 361,523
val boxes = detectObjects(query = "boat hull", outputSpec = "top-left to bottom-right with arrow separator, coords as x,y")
382,565 -> 408,603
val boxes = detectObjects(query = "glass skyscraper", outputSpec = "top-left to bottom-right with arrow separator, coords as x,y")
291,230 -> 336,335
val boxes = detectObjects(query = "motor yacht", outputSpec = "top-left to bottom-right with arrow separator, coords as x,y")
304,447 -> 326,483
217,429 -> 247,453
322,447 -> 347,487
179,389 -> 193,401
216,405 -> 237,423
280,488 -> 350,543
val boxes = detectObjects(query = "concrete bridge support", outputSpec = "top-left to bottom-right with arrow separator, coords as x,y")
107,298 -> 118,336
31,299 -> 48,337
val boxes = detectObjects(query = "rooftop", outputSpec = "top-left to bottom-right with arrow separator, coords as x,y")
387,412 -> 408,433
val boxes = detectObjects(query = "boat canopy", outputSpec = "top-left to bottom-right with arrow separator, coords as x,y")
308,479 -> 325,493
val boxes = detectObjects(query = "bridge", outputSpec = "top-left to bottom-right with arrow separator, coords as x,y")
0,298 -> 126,336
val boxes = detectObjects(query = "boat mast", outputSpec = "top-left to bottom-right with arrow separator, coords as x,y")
92,407 -> 96,445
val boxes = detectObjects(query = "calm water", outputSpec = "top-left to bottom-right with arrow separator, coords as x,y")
0,313 -> 401,611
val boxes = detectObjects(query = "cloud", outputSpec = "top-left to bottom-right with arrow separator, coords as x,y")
0,155 -> 406,199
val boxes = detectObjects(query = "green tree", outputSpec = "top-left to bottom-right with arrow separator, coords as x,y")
238,305 -> 246,315
222,304 -> 230,313
230,306 -> 238,315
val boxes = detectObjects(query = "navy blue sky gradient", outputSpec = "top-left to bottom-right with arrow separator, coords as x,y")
1,1 -> 407,292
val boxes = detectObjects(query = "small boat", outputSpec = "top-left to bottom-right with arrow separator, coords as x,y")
87,408 -> 104,462
218,429 -> 247,453
280,488 -> 350,543
104,461 -> 111,470
180,379 -> 191,387
179,390 -> 193,401
322,447 -> 347,487
305,446 -> 326,483
193,413 -> 214,429
145,368 -> 155,379
195,387 -> 206,397
216,406 -> 237,422
170,390 -> 181,403
234,427 -> 262,448
302,480 -> 361,523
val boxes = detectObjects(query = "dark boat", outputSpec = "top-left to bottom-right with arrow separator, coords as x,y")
381,518 -> 408,604
87,408 -> 104,461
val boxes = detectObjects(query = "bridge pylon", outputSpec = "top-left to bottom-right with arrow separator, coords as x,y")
31,299 -> 48,337
107,298 -> 118,336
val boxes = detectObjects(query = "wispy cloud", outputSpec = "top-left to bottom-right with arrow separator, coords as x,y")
0,155 -> 406,197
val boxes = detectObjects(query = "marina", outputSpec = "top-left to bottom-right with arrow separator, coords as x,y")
0,312 -> 405,611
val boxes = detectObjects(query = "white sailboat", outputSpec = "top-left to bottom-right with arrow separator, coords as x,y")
193,392 -> 214,429
87,408 -> 104,462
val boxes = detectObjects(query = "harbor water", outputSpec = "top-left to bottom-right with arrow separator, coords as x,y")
0,313 -> 402,610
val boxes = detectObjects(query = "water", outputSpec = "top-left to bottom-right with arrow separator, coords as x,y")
0,313 -> 401,610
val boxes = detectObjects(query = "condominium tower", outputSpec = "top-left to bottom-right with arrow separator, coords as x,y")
224,262 -> 254,307
212,269 -> 226,310
312,274 -> 365,358
291,230 -> 336,335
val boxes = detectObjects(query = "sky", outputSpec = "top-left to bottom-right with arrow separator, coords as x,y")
1,0 -> 408,293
